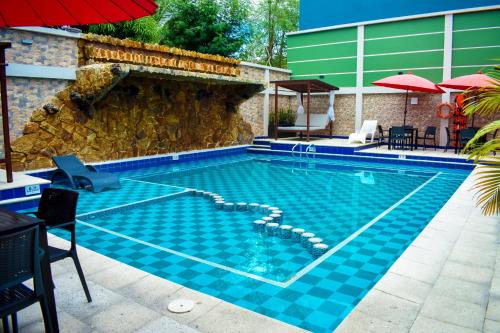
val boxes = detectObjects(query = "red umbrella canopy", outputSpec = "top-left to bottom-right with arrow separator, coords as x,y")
372,72 -> 444,93
437,72 -> 499,90
0,0 -> 157,27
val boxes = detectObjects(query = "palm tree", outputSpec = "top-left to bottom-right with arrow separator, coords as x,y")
463,68 -> 500,215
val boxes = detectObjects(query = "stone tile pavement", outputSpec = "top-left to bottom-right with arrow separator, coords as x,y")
14,235 -> 307,333
335,170 -> 500,333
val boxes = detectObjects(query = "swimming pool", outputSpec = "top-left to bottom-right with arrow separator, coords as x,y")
54,153 -> 470,332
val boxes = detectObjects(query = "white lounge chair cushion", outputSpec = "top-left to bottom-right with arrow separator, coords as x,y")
277,113 -> 330,131
278,126 -> 324,131
295,113 -> 329,128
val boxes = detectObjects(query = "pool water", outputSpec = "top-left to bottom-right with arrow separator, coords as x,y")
55,153 -> 470,332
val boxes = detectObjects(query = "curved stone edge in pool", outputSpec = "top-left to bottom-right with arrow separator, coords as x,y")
186,188 -> 329,258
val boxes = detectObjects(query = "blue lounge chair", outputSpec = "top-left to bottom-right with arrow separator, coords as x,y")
51,155 -> 121,192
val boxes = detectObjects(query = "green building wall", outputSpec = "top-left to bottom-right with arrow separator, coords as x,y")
287,9 -> 499,88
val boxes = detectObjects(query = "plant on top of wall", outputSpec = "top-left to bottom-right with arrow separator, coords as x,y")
464,68 -> 500,215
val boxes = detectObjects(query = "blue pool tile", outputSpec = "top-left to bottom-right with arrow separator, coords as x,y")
57,152 -> 470,333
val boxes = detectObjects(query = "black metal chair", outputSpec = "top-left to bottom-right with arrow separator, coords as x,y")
417,126 -> 437,150
0,225 -> 54,333
444,127 -> 451,152
377,125 -> 388,147
457,128 -> 478,154
27,188 -> 92,303
389,126 -> 407,150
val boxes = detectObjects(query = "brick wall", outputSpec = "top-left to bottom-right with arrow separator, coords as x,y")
0,28 -> 78,150
238,63 -> 294,137
0,28 -> 78,67
269,94 -> 356,137
362,93 -> 443,139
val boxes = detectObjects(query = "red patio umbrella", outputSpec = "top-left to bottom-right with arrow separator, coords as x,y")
0,0 -> 157,27
372,72 -> 444,126
438,72 -> 499,127
437,71 -> 498,90
0,0 -> 158,183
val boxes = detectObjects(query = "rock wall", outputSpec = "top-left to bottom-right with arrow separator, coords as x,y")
10,64 -> 256,170
80,34 -> 240,76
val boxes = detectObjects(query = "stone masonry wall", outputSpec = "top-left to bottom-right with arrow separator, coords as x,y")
238,65 -> 267,136
0,29 -> 78,67
80,34 -> 240,76
364,93 -> 447,142
6,78 -> 69,140
0,28 -> 78,148
9,64 -> 256,170
238,64 -> 292,137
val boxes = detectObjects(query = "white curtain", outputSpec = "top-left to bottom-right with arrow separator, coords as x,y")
327,90 -> 335,121
297,93 -> 304,114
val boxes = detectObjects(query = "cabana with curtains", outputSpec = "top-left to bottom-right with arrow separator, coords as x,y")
271,79 -> 339,142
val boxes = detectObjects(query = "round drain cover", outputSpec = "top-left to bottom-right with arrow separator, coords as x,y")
167,299 -> 195,313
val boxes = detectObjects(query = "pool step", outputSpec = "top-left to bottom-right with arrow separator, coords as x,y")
250,138 -> 271,152
251,144 -> 271,149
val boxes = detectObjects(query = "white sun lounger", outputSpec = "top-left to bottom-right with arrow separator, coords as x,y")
348,120 -> 378,144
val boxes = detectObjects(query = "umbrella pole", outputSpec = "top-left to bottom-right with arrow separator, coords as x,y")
403,89 -> 409,127
0,42 -> 13,183
471,94 -> 477,128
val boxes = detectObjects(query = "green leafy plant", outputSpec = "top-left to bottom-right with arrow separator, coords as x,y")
85,3 -> 165,43
463,68 -> 500,215
270,107 -> 295,126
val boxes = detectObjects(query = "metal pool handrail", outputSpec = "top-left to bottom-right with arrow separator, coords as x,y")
292,143 -> 302,158
305,144 -> 316,159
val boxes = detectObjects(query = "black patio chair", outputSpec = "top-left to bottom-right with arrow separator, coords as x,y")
444,127 -> 451,153
458,128 -> 478,154
377,125 -> 388,147
389,126 -> 407,150
417,126 -> 437,150
27,188 -> 92,303
0,225 -> 54,333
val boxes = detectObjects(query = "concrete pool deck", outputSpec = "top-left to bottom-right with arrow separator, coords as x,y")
12,167 -> 498,333
336,169 -> 500,333
16,234 -> 307,333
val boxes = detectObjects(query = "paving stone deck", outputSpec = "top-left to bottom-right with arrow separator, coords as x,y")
15,235 -> 306,333
335,170 -> 500,333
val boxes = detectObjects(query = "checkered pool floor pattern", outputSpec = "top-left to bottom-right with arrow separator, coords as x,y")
52,154 -> 469,332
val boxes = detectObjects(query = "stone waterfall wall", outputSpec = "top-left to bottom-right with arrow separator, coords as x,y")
10,64 -> 258,171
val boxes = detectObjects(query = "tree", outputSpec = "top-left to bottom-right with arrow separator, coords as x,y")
85,5 -> 166,43
464,69 -> 500,215
241,0 -> 299,68
159,0 -> 251,57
